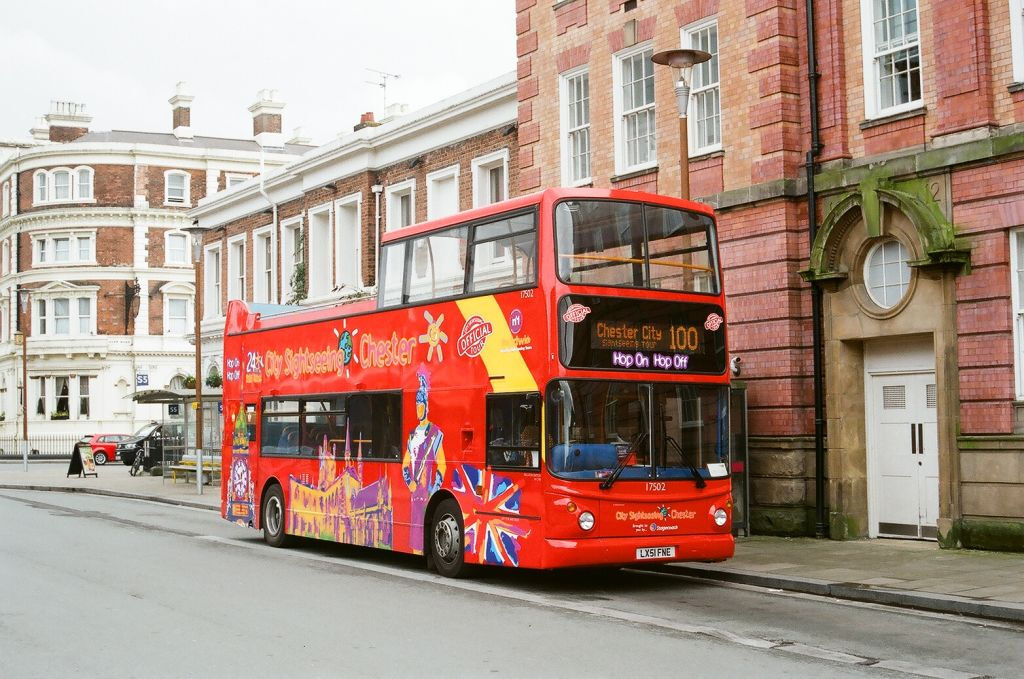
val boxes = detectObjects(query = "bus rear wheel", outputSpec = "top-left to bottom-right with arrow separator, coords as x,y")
262,485 -> 289,548
431,498 -> 466,578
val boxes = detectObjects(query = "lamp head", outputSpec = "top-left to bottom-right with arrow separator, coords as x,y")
652,48 -> 712,84
652,48 -> 712,118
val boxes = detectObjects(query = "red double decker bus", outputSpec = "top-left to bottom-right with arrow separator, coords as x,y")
221,187 -> 733,577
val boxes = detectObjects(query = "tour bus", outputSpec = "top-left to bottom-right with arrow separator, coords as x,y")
221,187 -> 734,577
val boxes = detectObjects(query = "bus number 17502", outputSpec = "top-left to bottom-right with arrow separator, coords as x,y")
645,482 -> 666,492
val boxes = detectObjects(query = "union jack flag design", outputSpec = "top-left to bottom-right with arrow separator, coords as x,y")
451,464 -> 530,567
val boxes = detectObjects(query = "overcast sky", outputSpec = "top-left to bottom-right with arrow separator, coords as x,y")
0,0 -> 516,144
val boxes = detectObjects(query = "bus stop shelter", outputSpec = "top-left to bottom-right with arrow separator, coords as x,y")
130,388 -> 223,483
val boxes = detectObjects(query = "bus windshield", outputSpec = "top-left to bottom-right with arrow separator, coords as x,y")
555,199 -> 719,293
547,380 -> 729,481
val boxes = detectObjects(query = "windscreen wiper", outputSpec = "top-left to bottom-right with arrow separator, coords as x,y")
600,432 -> 647,490
665,436 -> 706,489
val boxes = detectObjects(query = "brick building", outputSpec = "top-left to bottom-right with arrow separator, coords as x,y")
0,88 -> 312,440
516,0 -> 1024,549
189,74 -> 518,375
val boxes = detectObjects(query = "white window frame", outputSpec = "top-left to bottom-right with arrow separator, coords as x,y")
75,166 -> 94,200
860,0 -> 924,119
471,149 -> 510,208
253,224 -> 277,304
426,165 -> 461,221
1012,229 -> 1024,398
280,216 -> 304,301
164,170 -> 191,207
1,240 -> 8,276
160,282 -> 195,337
225,173 -> 249,189
1,181 -> 8,218
165,231 -> 189,267
612,41 -> 657,175
31,286 -> 98,336
226,233 -> 247,302
560,67 -> 592,186
306,203 -> 334,300
31,231 -> 97,267
1012,0 -> 1024,84
385,179 -> 417,231
683,19 -> 722,156
334,192 -> 363,291
203,243 -> 223,319
30,167 -> 95,205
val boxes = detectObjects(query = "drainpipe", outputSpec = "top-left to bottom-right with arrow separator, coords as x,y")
371,183 -> 383,289
805,0 -> 827,539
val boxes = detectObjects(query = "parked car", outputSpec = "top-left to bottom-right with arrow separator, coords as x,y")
116,422 -> 164,469
80,433 -> 131,465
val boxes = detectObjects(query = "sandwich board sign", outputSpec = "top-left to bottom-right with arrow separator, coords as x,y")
67,443 -> 98,478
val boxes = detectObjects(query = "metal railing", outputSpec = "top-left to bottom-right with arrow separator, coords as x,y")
0,434 -> 87,459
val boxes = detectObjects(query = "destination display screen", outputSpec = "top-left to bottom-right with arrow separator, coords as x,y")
559,295 -> 727,374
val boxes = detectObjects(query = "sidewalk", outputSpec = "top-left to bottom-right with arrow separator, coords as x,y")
661,535 -> 1024,624
0,459 -> 220,511
3,461 -> 1022,624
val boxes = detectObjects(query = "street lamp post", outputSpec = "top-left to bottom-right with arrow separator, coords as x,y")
652,48 -> 712,201
183,223 -> 205,495
15,287 -> 30,472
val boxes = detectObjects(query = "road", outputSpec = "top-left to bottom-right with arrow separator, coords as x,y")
0,490 -> 1020,679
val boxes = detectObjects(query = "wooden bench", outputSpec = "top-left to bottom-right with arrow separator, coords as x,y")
168,462 -> 221,485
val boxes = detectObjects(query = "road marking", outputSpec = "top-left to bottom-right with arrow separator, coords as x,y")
195,535 -> 995,678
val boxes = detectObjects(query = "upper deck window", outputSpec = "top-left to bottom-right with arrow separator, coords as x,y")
379,209 -> 537,309
555,199 -> 719,294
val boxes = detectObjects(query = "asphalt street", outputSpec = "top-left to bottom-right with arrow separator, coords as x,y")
1,489 -> 1020,679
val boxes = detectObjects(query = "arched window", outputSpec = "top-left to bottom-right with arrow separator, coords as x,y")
1,240 -> 9,276
52,169 -> 71,201
164,170 -> 190,206
168,375 -> 187,390
75,167 -> 93,200
34,171 -> 48,203
1,182 -> 8,218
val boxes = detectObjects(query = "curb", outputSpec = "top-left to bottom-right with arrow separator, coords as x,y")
0,484 -> 219,513
648,562 -> 1024,624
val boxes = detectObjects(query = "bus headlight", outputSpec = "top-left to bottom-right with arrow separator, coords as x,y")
713,508 -> 728,526
578,511 -> 595,531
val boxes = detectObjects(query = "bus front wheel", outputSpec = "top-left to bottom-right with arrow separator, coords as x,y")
431,498 -> 466,578
262,485 -> 289,548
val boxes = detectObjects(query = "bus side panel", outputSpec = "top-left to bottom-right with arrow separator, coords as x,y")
223,290 -> 549,563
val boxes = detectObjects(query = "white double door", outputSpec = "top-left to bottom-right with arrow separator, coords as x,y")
869,370 -> 939,539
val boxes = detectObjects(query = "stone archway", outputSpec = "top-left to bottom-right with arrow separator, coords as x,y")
801,174 -> 970,541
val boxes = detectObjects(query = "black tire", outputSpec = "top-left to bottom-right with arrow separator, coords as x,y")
94,451 -> 107,465
431,498 -> 467,578
262,485 -> 289,548
121,450 -> 134,466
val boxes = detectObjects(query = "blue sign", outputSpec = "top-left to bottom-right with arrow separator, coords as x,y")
136,372 -> 149,387
218,402 -> 223,414
168,404 -> 180,416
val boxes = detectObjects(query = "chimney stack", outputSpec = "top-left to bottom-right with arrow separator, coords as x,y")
169,81 -> 194,140
286,126 -> 311,146
353,112 -> 381,132
30,117 -> 49,142
249,89 -> 285,147
45,101 -> 91,142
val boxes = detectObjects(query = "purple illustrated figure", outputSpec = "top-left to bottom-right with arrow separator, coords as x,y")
402,371 -> 447,553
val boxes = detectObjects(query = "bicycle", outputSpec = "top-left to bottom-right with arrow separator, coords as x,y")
130,447 -> 147,477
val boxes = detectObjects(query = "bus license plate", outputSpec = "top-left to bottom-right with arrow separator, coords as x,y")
636,546 -> 676,560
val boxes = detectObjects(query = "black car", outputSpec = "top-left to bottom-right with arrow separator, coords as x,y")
117,422 -> 164,469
